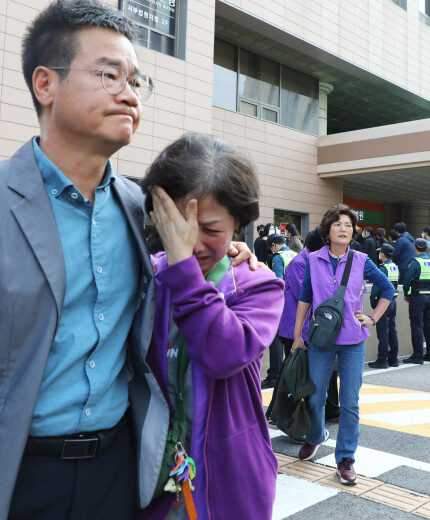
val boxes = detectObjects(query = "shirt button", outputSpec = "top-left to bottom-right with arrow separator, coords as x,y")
97,266 -> 103,274
92,218 -> 96,226
98,313 -> 104,321
89,360 -> 96,369
85,408 -> 91,416
71,192 -> 78,199
51,188 -> 58,195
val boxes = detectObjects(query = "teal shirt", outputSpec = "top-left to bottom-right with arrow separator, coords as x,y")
31,138 -> 140,435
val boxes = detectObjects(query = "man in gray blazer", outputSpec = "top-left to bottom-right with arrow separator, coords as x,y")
0,2 -> 158,518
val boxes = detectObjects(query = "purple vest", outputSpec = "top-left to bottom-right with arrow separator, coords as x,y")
308,246 -> 370,345
279,248 -> 310,341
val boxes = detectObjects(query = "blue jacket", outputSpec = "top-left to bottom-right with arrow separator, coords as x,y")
392,232 -> 415,271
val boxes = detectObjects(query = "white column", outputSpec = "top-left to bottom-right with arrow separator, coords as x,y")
319,82 -> 334,136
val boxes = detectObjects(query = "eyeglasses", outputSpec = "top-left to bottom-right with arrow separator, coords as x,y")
49,65 -> 154,101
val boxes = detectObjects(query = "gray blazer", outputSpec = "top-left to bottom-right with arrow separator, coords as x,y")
0,140 -> 168,516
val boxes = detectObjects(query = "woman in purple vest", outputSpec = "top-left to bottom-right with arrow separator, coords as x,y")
138,134 -> 284,519
292,205 -> 394,485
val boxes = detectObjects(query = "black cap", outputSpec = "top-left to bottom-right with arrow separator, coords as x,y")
415,238 -> 428,252
380,243 -> 394,256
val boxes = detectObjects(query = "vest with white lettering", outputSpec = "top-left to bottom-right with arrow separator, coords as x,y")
409,257 -> 430,295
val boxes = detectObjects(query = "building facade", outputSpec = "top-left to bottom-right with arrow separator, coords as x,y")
1,0 -> 430,242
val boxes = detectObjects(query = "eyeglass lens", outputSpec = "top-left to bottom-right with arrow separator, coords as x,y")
101,65 -> 153,101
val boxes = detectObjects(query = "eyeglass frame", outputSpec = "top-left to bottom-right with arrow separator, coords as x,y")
48,65 -> 154,101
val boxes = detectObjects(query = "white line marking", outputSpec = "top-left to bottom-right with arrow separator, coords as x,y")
359,392 -> 430,404
361,408 -> 430,426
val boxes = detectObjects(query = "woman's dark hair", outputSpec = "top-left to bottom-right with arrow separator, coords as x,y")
376,228 -> 386,238
22,0 -> 136,116
389,229 -> 397,242
140,133 -> 259,231
320,204 -> 358,244
263,223 -> 274,237
364,226 -> 375,237
304,227 -> 325,252
286,223 -> 298,236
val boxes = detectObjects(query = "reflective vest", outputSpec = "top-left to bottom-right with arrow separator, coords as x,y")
409,257 -> 430,295
275,249 -> 297,275
385,261 -> 399,297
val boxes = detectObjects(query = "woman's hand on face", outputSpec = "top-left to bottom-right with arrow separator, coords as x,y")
228,241 -> 258,270
291,337 -> 306,353
150,186 -> 198,266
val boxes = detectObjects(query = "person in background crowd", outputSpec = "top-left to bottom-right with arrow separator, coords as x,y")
254,224 -> 266,262
375,228 -> 388,249
375,228 -> 388,265
147,230 -> 164,255
389,229 -> 398,244
368,243 -> 400,369
261,234 -> 296,389
292,205 -> 394,486
267,234 -> 297,279
392,222 -> 415,284
258,222 -> 275,266
286,223 -> 304,253
361,226 -> 378,265
403,238 -> 430,364
422,226 -> 430,251
138,133 -> 283,520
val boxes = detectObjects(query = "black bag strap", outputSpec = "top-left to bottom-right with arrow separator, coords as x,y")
340,249 -> 354,288
334,249 -> 353,298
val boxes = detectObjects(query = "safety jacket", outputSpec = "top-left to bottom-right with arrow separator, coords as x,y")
385,261 -> 399,298
409,257 -> 430,295
275,249 -> 297,275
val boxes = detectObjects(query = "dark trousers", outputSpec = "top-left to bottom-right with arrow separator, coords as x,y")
376,299 -> 399,363
409,294 -> 430,360
9,419 -> 135,520
265,332 -> 283,381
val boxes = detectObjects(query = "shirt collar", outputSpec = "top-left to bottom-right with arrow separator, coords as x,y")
33,137 -> 115,199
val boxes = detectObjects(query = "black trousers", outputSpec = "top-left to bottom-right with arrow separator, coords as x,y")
409,293 -> 430,360
9,419 -> 136,520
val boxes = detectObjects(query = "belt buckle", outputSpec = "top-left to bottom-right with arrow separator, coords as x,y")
61,437 -> 99,460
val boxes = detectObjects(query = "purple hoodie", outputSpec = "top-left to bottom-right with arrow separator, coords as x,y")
279,248 -> 310,341
138,255 -> 284,520
308,246 -> 370,345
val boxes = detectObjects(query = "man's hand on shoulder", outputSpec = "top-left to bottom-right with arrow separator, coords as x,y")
228,241 -> 258,270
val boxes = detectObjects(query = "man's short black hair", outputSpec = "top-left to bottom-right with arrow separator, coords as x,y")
257,224 -> 264,231
269,235 -> 286,246
394,222 -> 407,234
423,226 -> 430,236
22,0 -> 137,116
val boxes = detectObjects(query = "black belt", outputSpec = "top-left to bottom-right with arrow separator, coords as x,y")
24,415 -> 126,460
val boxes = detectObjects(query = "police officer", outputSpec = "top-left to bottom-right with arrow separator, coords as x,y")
368,243 -> 399,369
403,238 -> 430,364
267,234 -> 297,278
261,235 -> 297,389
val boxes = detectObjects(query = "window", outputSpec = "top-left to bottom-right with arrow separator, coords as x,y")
121,0 -> 183,58
212,39 -> 319,135
281,66 -> 318,135
391,0 -> 407,10
213,39 -> 238,112
419,0 -> 430,24
238,49 -> 280,122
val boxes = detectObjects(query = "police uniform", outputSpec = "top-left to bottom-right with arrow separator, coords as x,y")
369,249 -> 399,368
403,238 -> 430,364
271,246 -> 297,278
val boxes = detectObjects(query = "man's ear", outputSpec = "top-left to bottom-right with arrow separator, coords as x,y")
32,66 -> 56,109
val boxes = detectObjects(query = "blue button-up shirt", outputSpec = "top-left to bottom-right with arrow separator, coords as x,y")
31,138 -> 140,435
